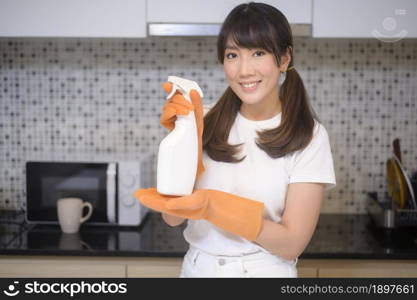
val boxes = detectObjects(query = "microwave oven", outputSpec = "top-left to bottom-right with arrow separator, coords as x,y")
25,156 -> 154,226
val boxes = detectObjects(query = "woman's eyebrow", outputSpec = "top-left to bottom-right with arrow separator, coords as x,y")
225,45 -> 239,50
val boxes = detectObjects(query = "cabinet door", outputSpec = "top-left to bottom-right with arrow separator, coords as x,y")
319,268 -> 417,278
297,267 -> 318,278
0,0 -> 146,37
127,258 -> 183,278
313,0 -> 417,38
0,262 -> 126,278
313,259 -> 417,278
127,259 -> 319,278
147,0 -> 312,24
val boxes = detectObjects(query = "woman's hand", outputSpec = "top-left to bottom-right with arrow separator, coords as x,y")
159,82 -> 195,131
134,188 -> 208,220
135,187 -> 264,241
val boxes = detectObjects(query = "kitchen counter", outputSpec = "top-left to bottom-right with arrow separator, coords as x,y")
1,211 -> 417,259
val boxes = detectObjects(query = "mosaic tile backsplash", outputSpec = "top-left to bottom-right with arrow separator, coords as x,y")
0,37 -> 416,213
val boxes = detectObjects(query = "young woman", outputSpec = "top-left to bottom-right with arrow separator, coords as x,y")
136,2 -> 336,277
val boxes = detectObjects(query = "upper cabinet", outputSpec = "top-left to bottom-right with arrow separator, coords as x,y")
147,0 -> 312,24
1,0 -> 416,39
0,0 -> 146,38
313,0 -> 417,38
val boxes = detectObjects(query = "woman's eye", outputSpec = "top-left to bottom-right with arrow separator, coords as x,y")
254,51 -> 265,57
225,53 -> 237,59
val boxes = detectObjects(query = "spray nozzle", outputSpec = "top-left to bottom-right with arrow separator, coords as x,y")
166,76 -> 204,101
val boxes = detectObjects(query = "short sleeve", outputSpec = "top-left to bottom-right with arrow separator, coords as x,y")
287,123 -> 336,191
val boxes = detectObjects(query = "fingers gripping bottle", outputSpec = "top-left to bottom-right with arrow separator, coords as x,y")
157,76 -> 204,196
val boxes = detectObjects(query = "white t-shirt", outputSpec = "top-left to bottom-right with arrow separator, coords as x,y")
183,104 -> 336,256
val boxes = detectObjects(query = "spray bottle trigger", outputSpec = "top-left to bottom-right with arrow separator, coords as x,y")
166,83 -> 178,100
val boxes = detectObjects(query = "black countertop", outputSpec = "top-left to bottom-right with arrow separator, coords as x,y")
1,211 -> 417,259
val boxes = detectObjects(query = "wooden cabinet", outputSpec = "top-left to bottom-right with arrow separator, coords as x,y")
2,256 -> 417,278
0,256 -> 126,278
298,259 -> 417,278
313,0 -> 417,38
297,266 -> 318,278
0,256 -> 182,278
147,0 -> 312,24
127,258 -> 182,278
0,0 -> 147,38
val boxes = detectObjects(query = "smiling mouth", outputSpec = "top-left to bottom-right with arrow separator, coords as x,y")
240,80 -> 261,91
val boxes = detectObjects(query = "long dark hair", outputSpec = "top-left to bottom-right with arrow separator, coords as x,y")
203,2 -> 317,162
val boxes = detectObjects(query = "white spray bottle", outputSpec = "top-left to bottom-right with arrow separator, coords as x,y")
157,76 -> 204,196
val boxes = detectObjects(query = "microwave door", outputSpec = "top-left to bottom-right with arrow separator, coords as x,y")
106,163 -> 117,224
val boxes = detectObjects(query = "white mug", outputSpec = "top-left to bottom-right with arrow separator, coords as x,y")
57,198 -> 93,233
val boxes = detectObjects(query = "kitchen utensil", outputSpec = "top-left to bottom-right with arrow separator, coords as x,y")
393,138 -> 402,162
386,156 -> 408,209
393,155 -> 417,209
388,138 -> 416,209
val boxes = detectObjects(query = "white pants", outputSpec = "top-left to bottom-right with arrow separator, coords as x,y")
179,246 -> 298,278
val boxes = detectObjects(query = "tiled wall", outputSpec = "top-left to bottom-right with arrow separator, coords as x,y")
0,37 -> 416,213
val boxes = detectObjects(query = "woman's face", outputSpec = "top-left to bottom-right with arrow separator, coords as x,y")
223,39 -> 285,109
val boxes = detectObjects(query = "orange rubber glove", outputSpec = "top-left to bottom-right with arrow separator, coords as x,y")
160,82 -> 205,177
135,188 -> 264,241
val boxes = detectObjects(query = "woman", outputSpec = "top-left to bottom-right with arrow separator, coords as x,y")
136,2 -> 336,277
